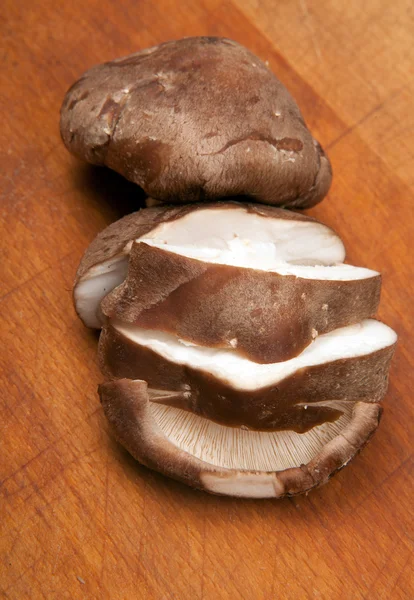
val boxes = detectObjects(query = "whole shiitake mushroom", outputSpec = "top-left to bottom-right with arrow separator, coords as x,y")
60,37 -> 332,208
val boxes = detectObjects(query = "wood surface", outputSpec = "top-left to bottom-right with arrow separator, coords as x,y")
1,1 -> 413,598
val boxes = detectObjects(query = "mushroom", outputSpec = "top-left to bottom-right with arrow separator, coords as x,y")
98,377 -> 389,499
101,241 -> 380,364
60,37 -> 332,208
73,201 -> 397,496
74,202 -> 381,362
99,319 -> 396,432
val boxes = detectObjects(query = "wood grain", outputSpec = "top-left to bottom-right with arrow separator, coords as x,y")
1,1 -> 413,598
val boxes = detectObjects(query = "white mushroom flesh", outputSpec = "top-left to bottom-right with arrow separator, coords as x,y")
138,207 -> 375,279
74,256 -> 129,328
113,319 -> 397,391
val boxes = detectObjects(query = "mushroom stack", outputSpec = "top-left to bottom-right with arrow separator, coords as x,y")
61,37 -> 397,498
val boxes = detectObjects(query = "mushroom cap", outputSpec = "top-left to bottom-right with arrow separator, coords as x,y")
74,201 -> 380,362
99,378 -> 383,498
60,37 -> 332,208
99,319 -> 397,432
73,201 -> 375,328
102,241 -> 380,363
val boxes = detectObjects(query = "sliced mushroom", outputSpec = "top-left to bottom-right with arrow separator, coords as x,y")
74,202 -> 379,359
99,319 -> 397,432
101,241 -> 380,363
73,201 -> 396,496
99,378 -> 383,498
60,37 -> 332,208
74,203 -> 207,328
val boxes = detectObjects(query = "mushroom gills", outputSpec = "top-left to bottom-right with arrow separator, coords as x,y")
99,379 -> 385,498
149,400 -> 353,471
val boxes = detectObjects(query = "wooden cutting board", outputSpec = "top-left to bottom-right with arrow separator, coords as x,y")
1,1 -> 413,598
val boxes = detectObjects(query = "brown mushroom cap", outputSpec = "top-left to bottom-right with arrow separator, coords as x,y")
99,319 -> 396,432
60,37 -> 332,208
73,201 -> 378,341
99,378 -> 383,498
101,241 -> 380,364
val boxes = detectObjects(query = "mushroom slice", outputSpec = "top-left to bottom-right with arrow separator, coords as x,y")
75,255 -> 130,330
101,241 -> 380,363
99,319 -> 397,432
60,37 -> 332,208
73,201 -> 374,334
99,378 -> 383,498
74,203 -> 194,328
